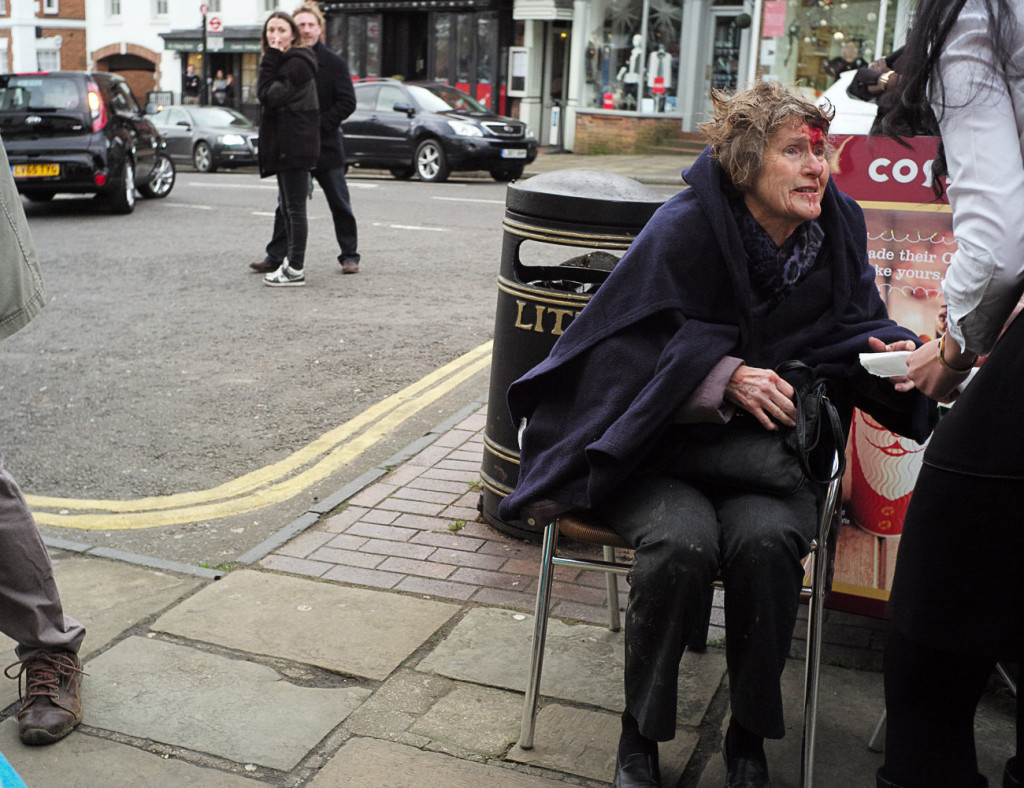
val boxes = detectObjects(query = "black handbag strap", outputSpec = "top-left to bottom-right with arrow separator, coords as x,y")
776,360 -> 847,486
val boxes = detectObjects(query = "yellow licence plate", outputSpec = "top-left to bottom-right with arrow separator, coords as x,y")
12,163 -> 60,178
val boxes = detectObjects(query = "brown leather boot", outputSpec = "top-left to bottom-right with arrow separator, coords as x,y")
5,650 -> 84,745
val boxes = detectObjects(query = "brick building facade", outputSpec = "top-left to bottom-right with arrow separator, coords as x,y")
0,0 -> 87,73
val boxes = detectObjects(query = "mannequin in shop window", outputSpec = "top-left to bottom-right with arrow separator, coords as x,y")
648,44 -> 671,112
616,35 -> 644,110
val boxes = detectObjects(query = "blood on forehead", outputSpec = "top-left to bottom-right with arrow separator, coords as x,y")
803,125 -> 824,146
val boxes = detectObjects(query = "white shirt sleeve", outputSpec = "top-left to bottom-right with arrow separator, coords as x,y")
933,1 -> 1024,354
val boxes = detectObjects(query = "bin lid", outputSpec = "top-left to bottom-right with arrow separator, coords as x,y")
506,169 -> 665,229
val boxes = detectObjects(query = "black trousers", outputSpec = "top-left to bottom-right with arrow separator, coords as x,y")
883,630 -> 1022,786
275,169 -> 309,270
265,164 -> 359,266
602,474 -> 818,741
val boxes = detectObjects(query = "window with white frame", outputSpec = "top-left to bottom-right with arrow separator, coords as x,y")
154,0 -> 168,15
109,0 -> 121,15
43,0 -> 58,13
36,38 -> 61,71
208,0 -> 221,11
263,0 -> 276,11
0,1 -> 7,15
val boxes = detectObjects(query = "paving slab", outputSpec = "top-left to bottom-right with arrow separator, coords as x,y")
0,719 -> 259,788
151,569 -> 459,679
310,737 -> 568,787
344,669 -> 455,743
695,658 -> 1017,788
0,553 -> 200,712
508,703 -> 698,784
83,636 -> 370,771
417,607 -> 726,725
408,683 -> 523,756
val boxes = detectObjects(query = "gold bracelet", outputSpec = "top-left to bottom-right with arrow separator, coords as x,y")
937,333 -> 975,374
878,70 -> 894,88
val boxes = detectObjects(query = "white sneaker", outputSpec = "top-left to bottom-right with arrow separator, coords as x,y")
264,263 -> 305,287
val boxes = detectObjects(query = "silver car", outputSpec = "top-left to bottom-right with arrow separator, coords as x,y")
147,104 -> 258,173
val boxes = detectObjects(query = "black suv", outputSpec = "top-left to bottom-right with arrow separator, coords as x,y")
343,80 -> 537,183
0,71 -> 175,213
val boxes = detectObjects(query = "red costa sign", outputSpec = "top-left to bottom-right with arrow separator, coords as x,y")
830,134 -> 947,206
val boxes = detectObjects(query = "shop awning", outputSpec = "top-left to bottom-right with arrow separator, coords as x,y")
321,0 -> 509,10
160,26 -> 263,53
513,0 -> 573,20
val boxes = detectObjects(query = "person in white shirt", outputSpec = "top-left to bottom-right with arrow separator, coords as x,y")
877,0 -> 1024,786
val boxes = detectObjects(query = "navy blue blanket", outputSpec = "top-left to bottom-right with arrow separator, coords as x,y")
499,148 -> 936,520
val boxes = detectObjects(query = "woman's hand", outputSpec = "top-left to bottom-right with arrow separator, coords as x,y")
724,365 -> 797,431
267,33 -> 291,51
905,337 -> 975,402
866,336 -> 917,392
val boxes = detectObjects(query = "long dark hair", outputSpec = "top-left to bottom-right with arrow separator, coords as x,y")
261,11 -> 300,54
882,0 -> 1021,194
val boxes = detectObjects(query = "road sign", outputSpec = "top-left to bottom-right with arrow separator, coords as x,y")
208,16 -> 222,32
199,3 -> 208,14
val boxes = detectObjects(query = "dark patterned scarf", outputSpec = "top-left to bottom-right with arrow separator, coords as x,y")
731,199 -> 824,307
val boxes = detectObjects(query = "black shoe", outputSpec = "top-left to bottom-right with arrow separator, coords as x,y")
724,740 -> 771,788
249,260 -> 279,273
613,752 -> 661,787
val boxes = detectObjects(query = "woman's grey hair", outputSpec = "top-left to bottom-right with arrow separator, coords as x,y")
698,80 -> 835,192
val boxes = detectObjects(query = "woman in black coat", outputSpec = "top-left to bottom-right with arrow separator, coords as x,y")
256,11 -> 319,287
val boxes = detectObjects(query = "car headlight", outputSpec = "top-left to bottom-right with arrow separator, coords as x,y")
218,134 -> 246,146
447,120 -> 483,138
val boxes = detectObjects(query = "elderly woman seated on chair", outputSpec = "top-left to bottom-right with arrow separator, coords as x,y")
499,80 -> 936,788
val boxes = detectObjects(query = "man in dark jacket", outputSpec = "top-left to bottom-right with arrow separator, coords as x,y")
251,3 -> 362,275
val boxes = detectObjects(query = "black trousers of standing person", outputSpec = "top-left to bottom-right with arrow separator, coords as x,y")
275,169 -> 309,271
264,164 -> 359,268
601,473 -> 819,741
882,312 -> 1024,787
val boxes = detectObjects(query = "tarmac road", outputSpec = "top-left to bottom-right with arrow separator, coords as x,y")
2,166 -> 680,569
3,171 -> 512,566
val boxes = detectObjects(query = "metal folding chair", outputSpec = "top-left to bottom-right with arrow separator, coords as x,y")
518,453 -> 843,788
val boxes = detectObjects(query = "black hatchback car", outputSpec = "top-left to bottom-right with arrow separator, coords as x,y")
343,80 -> 537,183
0,71 -> 175,213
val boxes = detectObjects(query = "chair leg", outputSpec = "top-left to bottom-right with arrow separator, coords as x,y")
603,545 -> 621,632
801,473 -> 841,788
520,519 -> 560,750
868,708 -> 886,753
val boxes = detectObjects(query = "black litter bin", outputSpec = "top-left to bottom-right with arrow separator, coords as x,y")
480,169 -> 667,540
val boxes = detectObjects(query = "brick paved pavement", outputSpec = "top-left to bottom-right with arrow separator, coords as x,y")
260,405 -> 644,629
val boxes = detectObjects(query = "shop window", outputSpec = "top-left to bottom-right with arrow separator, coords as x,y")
584,0 -> 682,114
433,13 -> 451,83
756,0 -> 899,95
327,13 -> 381,79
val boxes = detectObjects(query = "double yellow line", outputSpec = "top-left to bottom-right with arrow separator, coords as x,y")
28,342 -> 493,530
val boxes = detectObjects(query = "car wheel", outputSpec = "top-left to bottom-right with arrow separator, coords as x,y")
415,139 -> 450,183
389,165 -> 414,180
490,164 -> 524,182
193,141 -> 217,173
138,154 -> 176,199
108,157 -> 136,214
